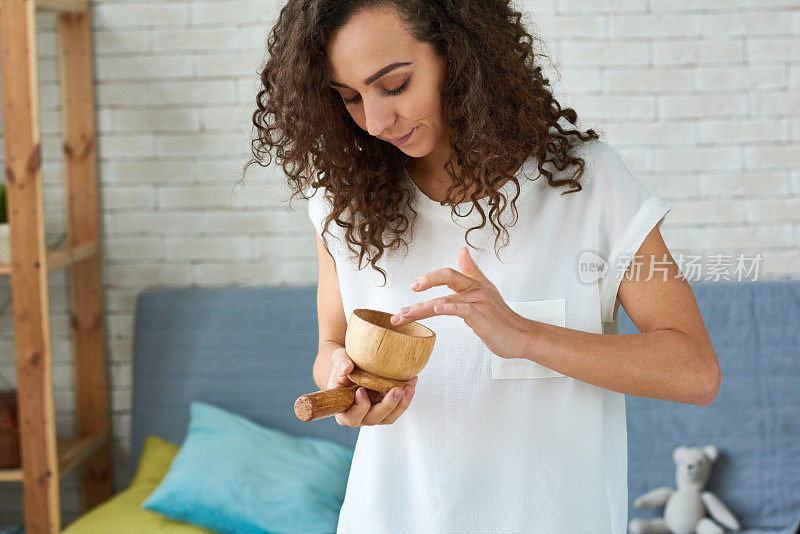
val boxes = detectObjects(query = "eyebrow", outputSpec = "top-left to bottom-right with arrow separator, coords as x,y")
329,61 -> 413,89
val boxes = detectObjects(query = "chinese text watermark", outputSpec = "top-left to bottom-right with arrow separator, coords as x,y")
577,250 -> 763,284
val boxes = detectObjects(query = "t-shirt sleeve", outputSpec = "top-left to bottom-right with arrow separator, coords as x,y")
305,185 -> 328,238
592,141 -> 671,323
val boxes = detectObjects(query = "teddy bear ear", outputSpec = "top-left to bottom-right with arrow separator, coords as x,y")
673,446 -> 686,463
703,445 -> 718,462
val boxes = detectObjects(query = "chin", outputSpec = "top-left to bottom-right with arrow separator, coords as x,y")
399,138 -> 433,158
400,146 -> 426,158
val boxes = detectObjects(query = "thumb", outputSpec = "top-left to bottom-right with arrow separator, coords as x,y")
328,370 -> 354,389
458,246 -> 491,286
327,355 -> 354,389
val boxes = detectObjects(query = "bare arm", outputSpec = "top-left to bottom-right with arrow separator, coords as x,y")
311,232 -> 348,390
309,230 -> 418,426
523,226 -> 721,406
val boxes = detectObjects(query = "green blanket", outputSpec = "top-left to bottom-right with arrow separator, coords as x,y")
62,436 -> 213,533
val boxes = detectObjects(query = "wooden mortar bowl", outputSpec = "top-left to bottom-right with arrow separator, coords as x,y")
294,308 -> 436,422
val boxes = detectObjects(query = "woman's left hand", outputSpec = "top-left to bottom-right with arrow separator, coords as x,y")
390,246 -> 535,359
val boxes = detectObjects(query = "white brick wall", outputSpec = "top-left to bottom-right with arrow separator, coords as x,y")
0,0 -> 798,526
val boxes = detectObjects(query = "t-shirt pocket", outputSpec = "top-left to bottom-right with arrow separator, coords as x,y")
490,298 -> 566,379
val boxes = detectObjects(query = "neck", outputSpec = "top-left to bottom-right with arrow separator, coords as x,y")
409,144 -> 527,204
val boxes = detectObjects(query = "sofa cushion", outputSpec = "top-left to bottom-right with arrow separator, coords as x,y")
143,401 -> 354,534
129,286 -> 358,483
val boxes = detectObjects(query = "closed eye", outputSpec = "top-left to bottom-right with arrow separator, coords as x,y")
342,77 -> 411,106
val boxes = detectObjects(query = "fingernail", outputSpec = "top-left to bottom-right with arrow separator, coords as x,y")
410,280 -> 420,290
400,306 -> 410,314
393,388 -> 403,399
391,315 -> 400,324
339,362 -> 349,374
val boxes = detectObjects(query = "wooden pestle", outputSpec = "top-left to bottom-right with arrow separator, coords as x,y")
294,368 -> 412,421
294,308 -> 435,422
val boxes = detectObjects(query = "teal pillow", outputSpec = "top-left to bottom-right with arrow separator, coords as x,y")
142,401 -> 354,534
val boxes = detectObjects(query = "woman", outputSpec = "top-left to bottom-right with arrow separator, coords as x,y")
246,1 -> 721,532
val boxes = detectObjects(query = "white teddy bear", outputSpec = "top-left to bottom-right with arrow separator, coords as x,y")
629,445 -> 742,534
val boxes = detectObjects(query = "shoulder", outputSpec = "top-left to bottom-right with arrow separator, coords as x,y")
305,184 -> 335,239
305,184 -> 331,218
527,138 -> 624,200
573,137 -> 620,163
571,138 -> 630,179
568,138 -> 650,199
305,183 -> 327,204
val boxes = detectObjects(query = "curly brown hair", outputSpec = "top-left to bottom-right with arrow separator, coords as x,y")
242,0 -> 600,285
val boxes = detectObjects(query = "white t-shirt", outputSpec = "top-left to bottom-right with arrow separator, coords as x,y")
306,138 -> 671,534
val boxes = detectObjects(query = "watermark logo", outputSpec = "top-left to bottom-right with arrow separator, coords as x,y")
577,250 -> 608,283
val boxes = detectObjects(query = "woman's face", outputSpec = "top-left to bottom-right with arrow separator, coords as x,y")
326,6 -> 447,158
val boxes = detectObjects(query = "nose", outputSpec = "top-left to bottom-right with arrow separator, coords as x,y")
362,95 -> 395,138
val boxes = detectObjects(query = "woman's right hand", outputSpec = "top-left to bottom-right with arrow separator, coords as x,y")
328,347 -> 417,427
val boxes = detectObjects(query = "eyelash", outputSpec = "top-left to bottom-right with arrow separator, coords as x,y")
342,78 -> 411,106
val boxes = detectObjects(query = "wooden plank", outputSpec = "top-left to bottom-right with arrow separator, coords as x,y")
0,430 -> 109,482
46,241 -> 97,271
57,431 -> 108,478
0,467 -> 23,482
0,0 -> 61,532
35,0 -> 88,13
57,8 -> 114,510
0,241 -> 98,274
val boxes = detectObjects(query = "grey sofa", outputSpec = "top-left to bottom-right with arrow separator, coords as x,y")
129,281 -> 800,533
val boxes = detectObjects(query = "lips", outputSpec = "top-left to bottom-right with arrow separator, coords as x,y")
391,130 -> 412,142
389,127 -> 415,146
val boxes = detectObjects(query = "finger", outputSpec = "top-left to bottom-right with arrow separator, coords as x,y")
457,246 -> 495,288
391,296 -> 458,324
409,266 -> 479,294
431,300 -> 482,323
327,349 -> 354,388
392,294 -> 483,325
336,386 -> 372,427
327,358 -> 354,388
380,380 -> 416,425
327,368 -> 354,389
442,302 -> 491,333
361,386 -> 406,426
330,347 -> 353,374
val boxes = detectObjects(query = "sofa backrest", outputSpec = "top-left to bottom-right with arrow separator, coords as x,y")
129,280 -> 800,532
129,286 -> 358,481
621,280 -> 800,532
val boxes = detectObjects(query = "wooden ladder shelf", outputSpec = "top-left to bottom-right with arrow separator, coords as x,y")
0,0 -> 114,532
